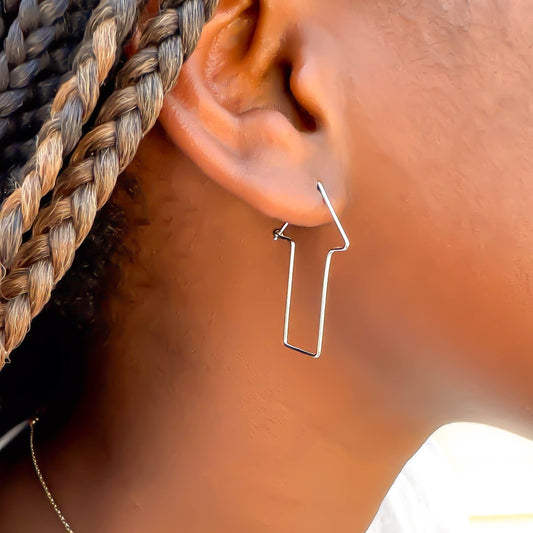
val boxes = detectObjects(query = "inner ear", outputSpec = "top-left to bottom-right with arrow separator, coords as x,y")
158,0 -> 349,226
209,3 -> 317,134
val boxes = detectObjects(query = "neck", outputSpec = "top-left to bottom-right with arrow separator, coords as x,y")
0,130 -> 435,532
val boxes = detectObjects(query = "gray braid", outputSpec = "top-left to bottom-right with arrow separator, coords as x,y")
0,0 -> 98,194
0,0 -> 22,41
0,0 -> 69,113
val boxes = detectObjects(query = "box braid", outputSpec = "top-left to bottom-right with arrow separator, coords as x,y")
0,0 -> 100,193
0,0 -> 139,274
0,0 -> 217,369
0,0 -> 98,178
0,0 -> 70,110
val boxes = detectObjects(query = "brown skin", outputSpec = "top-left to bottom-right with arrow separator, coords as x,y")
2,0 -> 533,531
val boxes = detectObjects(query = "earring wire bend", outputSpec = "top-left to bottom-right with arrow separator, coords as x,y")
273,182 -> 350,358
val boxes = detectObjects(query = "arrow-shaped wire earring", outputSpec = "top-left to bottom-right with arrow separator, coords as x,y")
273,182 -> 350,358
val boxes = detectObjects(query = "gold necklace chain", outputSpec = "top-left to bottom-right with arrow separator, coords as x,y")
29,418 -> 75,533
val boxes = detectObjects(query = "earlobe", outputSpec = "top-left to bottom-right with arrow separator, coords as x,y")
158,0 -> 350,226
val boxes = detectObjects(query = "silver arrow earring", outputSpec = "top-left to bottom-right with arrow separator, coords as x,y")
273,182 -> 350,358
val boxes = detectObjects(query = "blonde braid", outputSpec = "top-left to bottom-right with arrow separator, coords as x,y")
0,0 -> 218,367
0,0 -> 138,272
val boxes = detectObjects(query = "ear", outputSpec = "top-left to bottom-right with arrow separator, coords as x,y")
158,0 -> 351,226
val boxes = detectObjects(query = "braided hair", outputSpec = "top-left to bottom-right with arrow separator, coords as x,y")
0,0 -> 218,432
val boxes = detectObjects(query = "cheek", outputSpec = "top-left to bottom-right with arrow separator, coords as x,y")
327,2 -> 533,412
